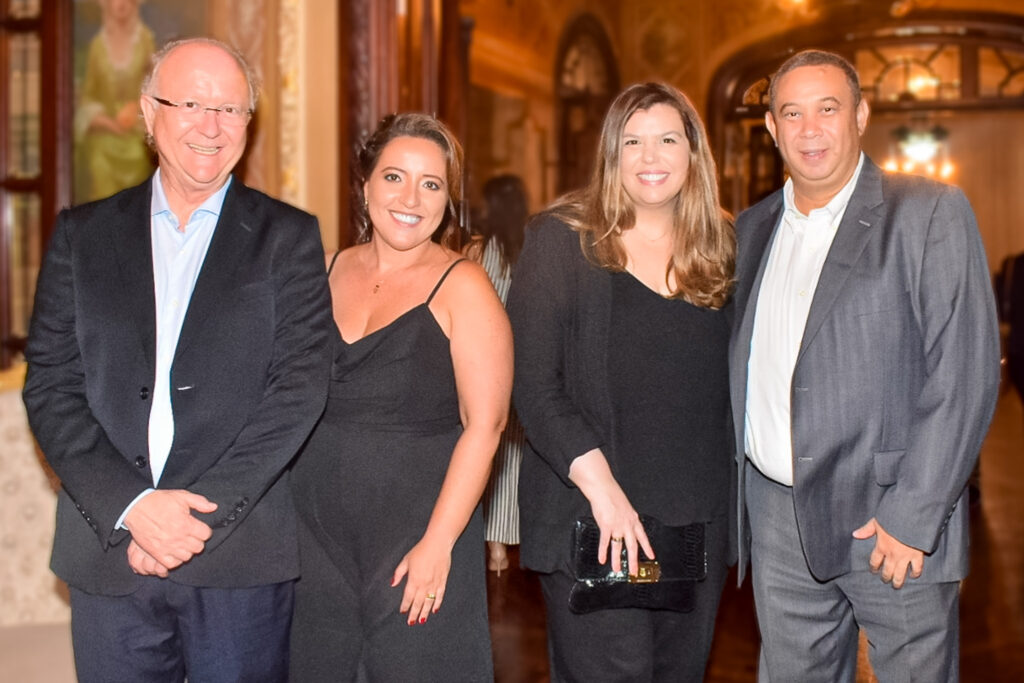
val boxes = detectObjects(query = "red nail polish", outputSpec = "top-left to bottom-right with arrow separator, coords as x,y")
419,617 -> 426,624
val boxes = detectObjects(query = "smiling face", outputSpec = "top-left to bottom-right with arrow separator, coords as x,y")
766,63 -> 869,212
102,0 -> 139,24
618,103 -> 690,221
363,135 -> 449,253
140,42 -> 250,210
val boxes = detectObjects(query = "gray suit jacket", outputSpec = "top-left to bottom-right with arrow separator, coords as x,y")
23,177 -> 333,595
729,156 -> 1000,583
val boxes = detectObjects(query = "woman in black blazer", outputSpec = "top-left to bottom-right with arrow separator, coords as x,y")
506,82 -> 735,682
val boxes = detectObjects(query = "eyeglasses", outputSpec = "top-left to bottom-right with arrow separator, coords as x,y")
149,96 -> 252,125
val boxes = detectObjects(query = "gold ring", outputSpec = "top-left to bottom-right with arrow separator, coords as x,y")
426,593 -> 436,600
611,536 -> 624,543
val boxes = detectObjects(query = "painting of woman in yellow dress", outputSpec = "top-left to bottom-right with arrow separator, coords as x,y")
74,0 -> 155,203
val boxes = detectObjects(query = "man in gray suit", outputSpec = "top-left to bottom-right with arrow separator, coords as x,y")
729,49 -> 1000,681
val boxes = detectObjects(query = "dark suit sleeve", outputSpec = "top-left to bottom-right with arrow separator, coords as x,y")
506,215 -> 603,485
875,186 -> 1000,552
23,211 -> 152,548
184,211 -> 332,552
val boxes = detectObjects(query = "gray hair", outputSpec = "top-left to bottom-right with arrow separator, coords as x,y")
141,37 -> 260,112
768,49 -> 862,113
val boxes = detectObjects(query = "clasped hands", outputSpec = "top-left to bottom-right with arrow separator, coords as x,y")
122,489 -> 217,577
852,517 -> 925,589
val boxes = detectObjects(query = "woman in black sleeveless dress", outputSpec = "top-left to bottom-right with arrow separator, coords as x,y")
507,83 -> 735,682
289,114 -> 513,682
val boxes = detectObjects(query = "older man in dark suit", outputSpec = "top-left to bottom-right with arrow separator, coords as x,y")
23,37 -> 331,682
729,50 -> 1000,681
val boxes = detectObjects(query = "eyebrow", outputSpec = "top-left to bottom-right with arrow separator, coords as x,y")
379,166 -> 446,184
622,129 -> 685,138
779,96 -> 843,110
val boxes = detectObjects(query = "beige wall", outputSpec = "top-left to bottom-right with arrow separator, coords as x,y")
285,0 -> 340,252
863,109 -> 1024,273
0,366 -> 69,627
208,0 -> 340,250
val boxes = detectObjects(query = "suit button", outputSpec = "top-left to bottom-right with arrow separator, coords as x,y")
135,456 -> 147,468
139,386 -> 150,400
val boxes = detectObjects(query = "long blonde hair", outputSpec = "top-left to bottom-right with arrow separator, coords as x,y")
549,82 -> 734,308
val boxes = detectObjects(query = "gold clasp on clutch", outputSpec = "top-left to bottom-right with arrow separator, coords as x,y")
628,560 -> 661,583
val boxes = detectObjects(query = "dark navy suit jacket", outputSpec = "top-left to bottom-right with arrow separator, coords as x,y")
23,176 -> 332,595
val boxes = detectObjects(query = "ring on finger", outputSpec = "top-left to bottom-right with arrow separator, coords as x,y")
425,593 -> 436,600
611,536 -> 624,543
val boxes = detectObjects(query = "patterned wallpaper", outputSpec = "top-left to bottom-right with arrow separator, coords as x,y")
0,365 -> 70,626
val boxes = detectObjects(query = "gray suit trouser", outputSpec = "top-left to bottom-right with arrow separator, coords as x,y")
745,462 -> 959,683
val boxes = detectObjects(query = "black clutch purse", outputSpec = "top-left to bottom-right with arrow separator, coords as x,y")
568,514 -> 707,614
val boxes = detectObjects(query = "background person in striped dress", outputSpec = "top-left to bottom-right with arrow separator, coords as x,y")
465,174 -> 529,574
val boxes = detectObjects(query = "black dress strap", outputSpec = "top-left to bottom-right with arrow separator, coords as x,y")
327,250 -> 342,275
426,258 -> 467,304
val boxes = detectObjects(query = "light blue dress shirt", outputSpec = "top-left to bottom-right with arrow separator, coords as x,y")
117,170 -> 231,527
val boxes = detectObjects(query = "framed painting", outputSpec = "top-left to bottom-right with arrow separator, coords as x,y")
72,0 -> 207,204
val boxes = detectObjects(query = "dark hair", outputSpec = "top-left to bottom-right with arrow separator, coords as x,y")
549,82 -> 734,309
768,49 -> 862,113
477,174 -> 528,271
354,113 -> 464,248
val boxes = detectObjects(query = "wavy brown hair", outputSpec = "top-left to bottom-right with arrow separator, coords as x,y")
549,82 -> 734,308
354,112 -> 464,248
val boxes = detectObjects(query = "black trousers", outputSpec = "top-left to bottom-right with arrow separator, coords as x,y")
69,578 -> 294,683
537,519 -> 728,683
288,510 -> 493,682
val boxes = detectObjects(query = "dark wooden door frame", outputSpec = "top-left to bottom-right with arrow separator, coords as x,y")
0,1 -> 72,366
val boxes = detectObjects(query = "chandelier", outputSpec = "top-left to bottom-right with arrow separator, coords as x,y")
882,120 -> 954,180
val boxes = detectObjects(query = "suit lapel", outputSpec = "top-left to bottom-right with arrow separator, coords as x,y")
111,179 -> 157,365
174,179 -> 256,362
796,159 -> 885,364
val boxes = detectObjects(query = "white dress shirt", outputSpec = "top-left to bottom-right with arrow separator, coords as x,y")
744,153 -> 864,485
116,171 -> 229,527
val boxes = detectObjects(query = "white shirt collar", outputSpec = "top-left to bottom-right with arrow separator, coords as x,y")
150,168 -> 233,226
782,151 -> 865,225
